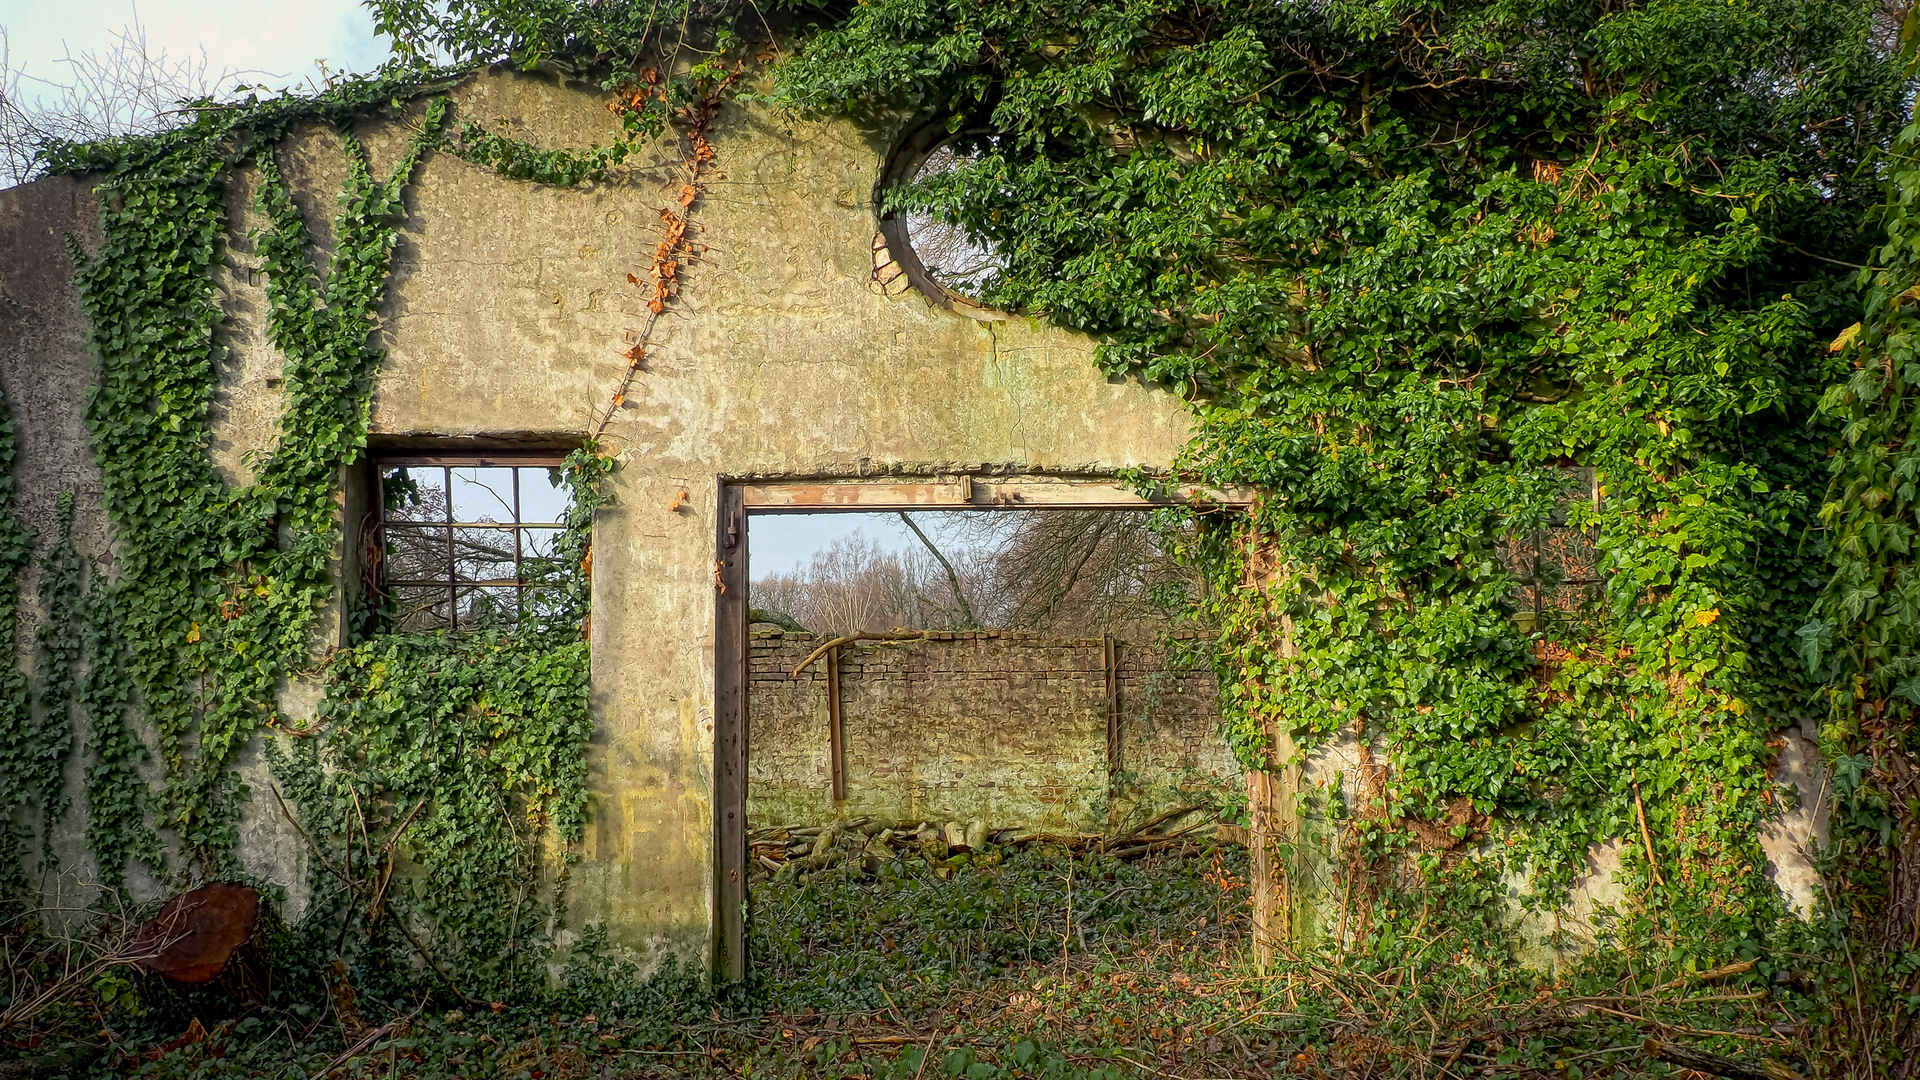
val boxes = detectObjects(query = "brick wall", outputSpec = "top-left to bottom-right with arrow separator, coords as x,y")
747,628 -> 1237,831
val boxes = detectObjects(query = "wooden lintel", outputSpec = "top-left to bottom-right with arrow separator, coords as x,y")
738,478 -> 1251,513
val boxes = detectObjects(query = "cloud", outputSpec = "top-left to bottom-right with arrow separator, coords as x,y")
3,0 -> 389,97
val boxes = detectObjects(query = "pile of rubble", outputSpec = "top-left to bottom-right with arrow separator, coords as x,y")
747,806 -> 1226,879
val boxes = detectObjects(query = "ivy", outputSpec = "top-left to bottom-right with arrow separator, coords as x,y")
79,577 -> 163,895
1799,34 -> 1920,1068
269,629 -> 596,1000
0,390 -> 35,898
6,1 -> 1911,1051
67,90 -> 450,871
774,0 -> 1903,956
25,494 -> 83,867
448,119 -> 641,186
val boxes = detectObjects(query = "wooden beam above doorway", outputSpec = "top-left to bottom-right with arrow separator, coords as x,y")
736,476 -> 1251,513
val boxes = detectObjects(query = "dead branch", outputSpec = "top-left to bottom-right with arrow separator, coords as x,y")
1644,1038 -> 1805,1080
789,631 -> 930,677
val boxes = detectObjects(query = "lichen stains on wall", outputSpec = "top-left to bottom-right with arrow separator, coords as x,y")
748,629 -> 1234,831
0,67 -> 1195,970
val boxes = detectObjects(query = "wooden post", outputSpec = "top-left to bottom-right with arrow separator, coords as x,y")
1103,634 -> 1121,825
712,483 -> 749,983
826,646 -> 846,806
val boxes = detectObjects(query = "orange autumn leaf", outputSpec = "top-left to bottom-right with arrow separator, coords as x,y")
1695,608 -> 1719,626
649,298 -> 665,314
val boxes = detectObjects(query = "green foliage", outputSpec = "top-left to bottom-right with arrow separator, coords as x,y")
366,0 -> 737,76
0,391 -> 35,897
776,0 -> 1904,954
79,576 -> 163,894
269,630 -> 595,1000
447,120 -> 636,185
26,494 -> 84,864
67,88 -> 449,871
1798,36 -> 1920,1068
752,844 -> 1249,1013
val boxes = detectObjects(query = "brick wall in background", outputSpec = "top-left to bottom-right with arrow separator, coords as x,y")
747,628 -> 1236,831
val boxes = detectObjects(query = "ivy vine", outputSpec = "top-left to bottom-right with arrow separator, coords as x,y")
25,494 -> 82,866
772,0 -> 1904,962
0,391 -> 35,898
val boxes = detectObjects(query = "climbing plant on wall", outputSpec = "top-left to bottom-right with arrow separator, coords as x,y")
0,4 -> 681,994
768,0 -> 1909,962
1,4 -> 1913,1062
0,393 -> 36,898
1798,31 -> 1920,1068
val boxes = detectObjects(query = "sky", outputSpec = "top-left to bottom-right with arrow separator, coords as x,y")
2,0 -> 390,106
0,1 -> 922,577
750,513 -> 975,577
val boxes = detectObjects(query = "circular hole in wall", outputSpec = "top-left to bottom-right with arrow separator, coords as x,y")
879,128 -> 1008,316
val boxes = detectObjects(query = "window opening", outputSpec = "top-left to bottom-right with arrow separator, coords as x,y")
879,124 -> 1010,315
1500,467 -> 1603,628
374,454 -> 573,632
896,144 -> 1006,304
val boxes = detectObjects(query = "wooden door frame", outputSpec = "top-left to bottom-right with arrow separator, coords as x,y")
710,472 -> 1249,982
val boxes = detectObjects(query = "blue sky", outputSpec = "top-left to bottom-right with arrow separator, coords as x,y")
2,0 -> 389,105
0,1 -> 917,576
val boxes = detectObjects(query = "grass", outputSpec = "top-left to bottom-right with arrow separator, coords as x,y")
0,842 -> 1817,1079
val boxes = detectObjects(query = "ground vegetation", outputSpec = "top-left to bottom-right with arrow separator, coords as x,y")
0,0 -> 1915,1077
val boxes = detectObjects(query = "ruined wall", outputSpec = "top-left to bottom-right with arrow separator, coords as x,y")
0,68 -> 1193,968
747,629 -> 1233,831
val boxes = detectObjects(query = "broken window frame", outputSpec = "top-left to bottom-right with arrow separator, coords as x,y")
371,450 -> 574,633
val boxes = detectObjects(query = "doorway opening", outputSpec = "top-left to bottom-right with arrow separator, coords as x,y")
711,475 -> 1248,980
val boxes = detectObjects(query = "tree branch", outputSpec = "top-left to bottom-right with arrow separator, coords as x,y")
897,512 -> 979,628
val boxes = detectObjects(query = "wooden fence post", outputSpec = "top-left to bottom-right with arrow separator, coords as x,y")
1103,634 -> 1121,827
826,646 -> 846,807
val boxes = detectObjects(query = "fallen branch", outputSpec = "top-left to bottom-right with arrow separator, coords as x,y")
307,999 -> 426,1080
789,631 -> 930,677
1644,1038 -> 1804,1080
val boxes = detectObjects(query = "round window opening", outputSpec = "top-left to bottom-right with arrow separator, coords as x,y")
885,136 -> 1008,312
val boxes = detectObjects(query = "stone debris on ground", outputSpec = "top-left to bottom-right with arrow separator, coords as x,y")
748,805 -> 1225,879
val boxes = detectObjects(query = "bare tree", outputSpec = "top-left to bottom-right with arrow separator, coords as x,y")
1,12 -> 258,186
900,144 -> 1005,298
750,511 -> 1202,638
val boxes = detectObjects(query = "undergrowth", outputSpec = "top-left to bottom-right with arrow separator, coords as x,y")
0,845 -> 1823,1080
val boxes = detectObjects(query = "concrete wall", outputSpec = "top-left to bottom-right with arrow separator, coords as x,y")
0,69 -> 1192,968
747,629 -> 1234,831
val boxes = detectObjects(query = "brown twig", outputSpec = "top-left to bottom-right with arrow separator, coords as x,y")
306,999 -> 426,1080
1634,782 -> 1666,887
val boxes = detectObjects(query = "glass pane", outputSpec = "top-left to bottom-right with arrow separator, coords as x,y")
457,585 -> 520,630
453,525 -> 516,583
520,526 -> 562,559
518,528 -> 566,588
450,467 -> 517,523
382,466 -> 447,522
1540,526 -> 1599,585
390,585 -> 452,631
384,526 -> 450,583
519,467 -> 572,525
